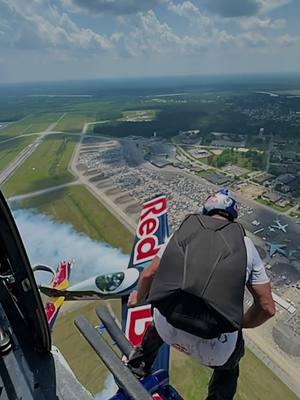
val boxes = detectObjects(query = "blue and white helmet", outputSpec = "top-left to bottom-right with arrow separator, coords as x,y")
202,189 -> 239,221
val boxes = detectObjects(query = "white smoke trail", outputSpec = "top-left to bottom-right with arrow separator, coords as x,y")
95,374 -> 118,400
14,209 -> 130,284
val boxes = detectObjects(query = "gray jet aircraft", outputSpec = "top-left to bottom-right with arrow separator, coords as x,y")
266,242 -> 288,257
271,219 -> 288,233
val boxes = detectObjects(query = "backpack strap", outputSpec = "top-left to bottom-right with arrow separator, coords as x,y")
177,214 -> 192,229
236,222 -> 246,237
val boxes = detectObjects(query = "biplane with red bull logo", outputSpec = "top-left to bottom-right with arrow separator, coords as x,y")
39,195 -> 169,303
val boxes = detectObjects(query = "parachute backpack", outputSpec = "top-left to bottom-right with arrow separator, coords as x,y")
148,214 -> 247,339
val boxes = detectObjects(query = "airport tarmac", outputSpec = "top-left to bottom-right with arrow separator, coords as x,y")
238,200 -> 300,274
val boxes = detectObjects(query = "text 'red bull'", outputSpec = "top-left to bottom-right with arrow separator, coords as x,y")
133,196 -> 167,265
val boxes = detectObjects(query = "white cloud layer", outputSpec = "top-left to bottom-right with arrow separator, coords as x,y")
61,0 -> 163,15
168,1 -> 211,29
240,17 -> 286,30
199,0 -> 260,17
197,0 -> 292,17
0,0 -> 110,51
0,0 -> 298,81
115,7 -> 292,57
258,0 -> 292,14
278,34 -> 300,46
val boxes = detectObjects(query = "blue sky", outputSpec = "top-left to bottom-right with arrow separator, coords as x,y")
0,0 -> 299,83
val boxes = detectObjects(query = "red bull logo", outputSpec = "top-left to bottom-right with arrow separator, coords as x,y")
133,196 -> 167,264
126,305 -> 153,346
52,261 -> 68,287
45,302 -> 56,324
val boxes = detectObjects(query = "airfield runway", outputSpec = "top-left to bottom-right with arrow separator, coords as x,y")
0,113 -> 67,185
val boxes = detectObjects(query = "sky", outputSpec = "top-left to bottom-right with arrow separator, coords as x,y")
0,0 -> 299,83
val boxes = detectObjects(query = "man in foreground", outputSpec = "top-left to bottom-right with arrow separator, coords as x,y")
127,189 -> 275,400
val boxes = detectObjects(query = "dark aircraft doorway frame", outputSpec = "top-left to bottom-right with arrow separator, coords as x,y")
0,190 -> 51,352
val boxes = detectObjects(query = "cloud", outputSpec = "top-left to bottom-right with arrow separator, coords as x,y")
1,0 -> 298,81
198,0 -> 291,17
200,0 -> 260,17
118,10 -> 181,56
115,10 -> 211,57
168,1 -> 211,29
278,34 -> 300,46
241,31 -> 269,47
240,17 -> 286,30
211,29 -> 268,49
61,0 -> 163,15
168,1 -> 201,17
259,0 -> 291,14
3,0 -> 276,63
112,7 -> 278,60
0,0 -> 111,51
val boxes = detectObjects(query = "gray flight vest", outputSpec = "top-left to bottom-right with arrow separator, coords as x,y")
148,214 -> 247,335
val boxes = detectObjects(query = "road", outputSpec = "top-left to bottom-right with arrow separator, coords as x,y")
0,142 -> 40,185
0,113 -> 67,185
68,121 -> 136,235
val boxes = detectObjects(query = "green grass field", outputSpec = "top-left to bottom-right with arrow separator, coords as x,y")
53,301 -> 298,400
0,112 -> 65,137
18,185 -> 133,253
3,135 -> 77,197
0,135 -> 37,172
172,346 -> 298,400
52,301 -> 118,395
196,169 -> 215,177
55,112 -> 95,133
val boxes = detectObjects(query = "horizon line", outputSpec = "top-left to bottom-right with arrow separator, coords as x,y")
1,71 -> 300,86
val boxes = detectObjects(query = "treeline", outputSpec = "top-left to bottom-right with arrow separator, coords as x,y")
207,148 -> 266,171
92,103 -> 251,138
93,97 -> 299,139
93,107 -> 207,138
